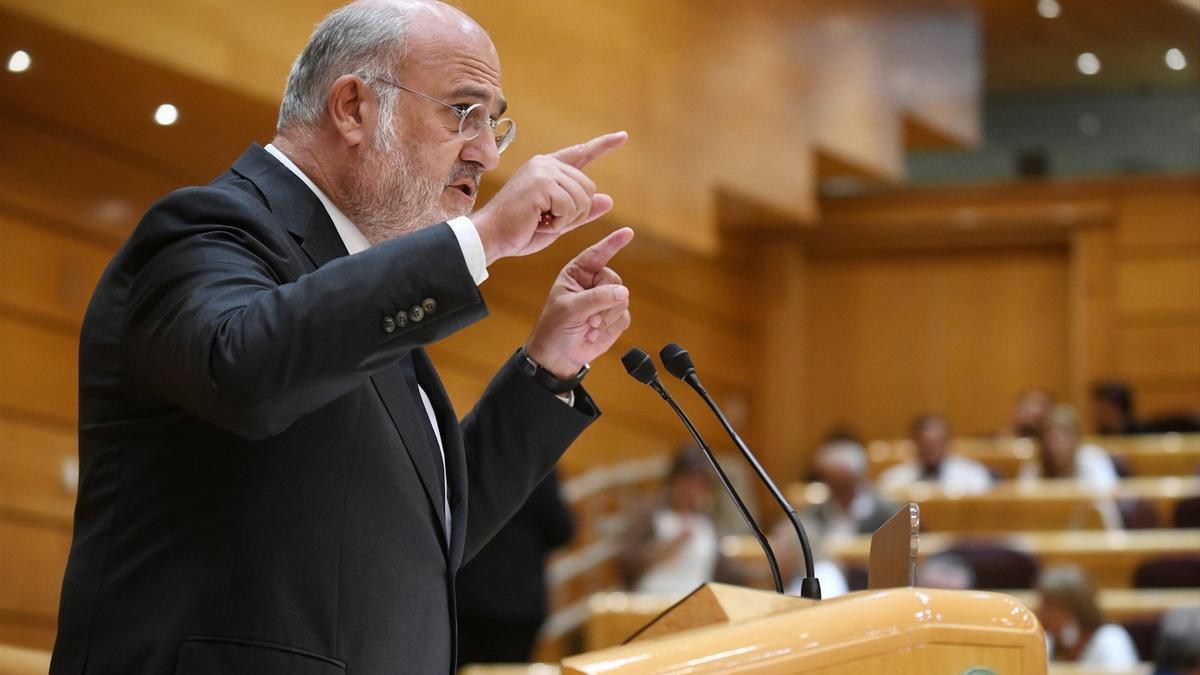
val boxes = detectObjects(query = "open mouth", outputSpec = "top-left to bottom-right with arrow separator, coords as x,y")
447,180 -> 476,199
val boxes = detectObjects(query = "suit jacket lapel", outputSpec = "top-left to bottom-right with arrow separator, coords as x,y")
371,365 -> 451,557
412,349 -> 468,570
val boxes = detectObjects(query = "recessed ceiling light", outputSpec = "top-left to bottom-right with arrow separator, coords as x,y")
154,103 -> 179,126
6,50 -> 31,73
1076,52 -> 1101,76
1078,113 -> 1101,137
1036,0 -> 1061,19
1165,48 -> 1187,71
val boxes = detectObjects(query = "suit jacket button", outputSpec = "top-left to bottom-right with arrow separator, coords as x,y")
395,310 -> 409,328
422,298 -> 437,315
382,315 -> 396,333
409,305 -> 425,322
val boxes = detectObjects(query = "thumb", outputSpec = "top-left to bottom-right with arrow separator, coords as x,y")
570,227 -> 635,274
562,282 -> 629,319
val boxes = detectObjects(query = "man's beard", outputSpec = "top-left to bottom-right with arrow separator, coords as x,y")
341,119 -> 479,245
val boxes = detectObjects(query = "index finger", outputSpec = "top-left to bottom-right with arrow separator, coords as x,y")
571,227 -> 635,274
550,131 -> 628,169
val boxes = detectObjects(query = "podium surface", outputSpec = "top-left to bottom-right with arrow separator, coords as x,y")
563,587 -> 1046,674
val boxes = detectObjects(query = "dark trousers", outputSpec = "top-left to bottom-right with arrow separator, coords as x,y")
456,615 -> 543,667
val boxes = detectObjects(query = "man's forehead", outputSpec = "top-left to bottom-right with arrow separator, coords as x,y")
401,29 -> 506,110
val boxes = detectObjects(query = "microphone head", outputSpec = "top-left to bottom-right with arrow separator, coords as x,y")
659,342 -> 696,381
621,347 -> 659,385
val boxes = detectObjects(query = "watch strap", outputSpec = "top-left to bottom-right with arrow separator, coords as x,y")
517,347 -> 589,394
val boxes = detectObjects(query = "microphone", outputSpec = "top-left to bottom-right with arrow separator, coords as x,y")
621,347 -> 785,594
659,342 -> 822,600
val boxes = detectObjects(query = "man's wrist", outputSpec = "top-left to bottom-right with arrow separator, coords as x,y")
469,210 -> 505,266
517,346 -> 588,394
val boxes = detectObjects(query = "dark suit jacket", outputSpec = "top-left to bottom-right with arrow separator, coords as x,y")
455,468 -> 575,622
50,145 -> 597,675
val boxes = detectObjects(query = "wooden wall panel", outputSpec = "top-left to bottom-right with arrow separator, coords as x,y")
0,419 -> 76,523
0,521 -> 69,616
803,246 -> 1070,448
1115,257 -> 1200,316
0,213 -> 110,327
1117,324 -> 1200,380
1135,382 -> 1200,417
1115,193 -> 1200,247
0,318 -> 77,425
1111,183 -> 1200,419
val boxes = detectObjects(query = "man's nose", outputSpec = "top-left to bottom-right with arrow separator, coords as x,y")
462,131 -> 501,172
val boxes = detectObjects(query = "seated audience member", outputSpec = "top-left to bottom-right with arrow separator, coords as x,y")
877,414 -> 993,495
456,469 -> 575,666
1011,388 -> 1054,439
1092,379 -> 1146,435
917,552 -> 976,590
1155,607 -> 1200,675
618,447 -> 722,597
1037,565 -> 1139,668
1023,405 -> 1119,490
809,440 -> 897,541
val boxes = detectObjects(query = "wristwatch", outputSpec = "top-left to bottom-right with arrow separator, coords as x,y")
516,347 -> 589,394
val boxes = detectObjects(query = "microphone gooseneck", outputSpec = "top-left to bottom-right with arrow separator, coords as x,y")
658,343 -> 822,600
621,347 -> 784,594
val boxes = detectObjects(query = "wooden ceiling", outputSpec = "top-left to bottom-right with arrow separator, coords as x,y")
981,0 -> 1200,92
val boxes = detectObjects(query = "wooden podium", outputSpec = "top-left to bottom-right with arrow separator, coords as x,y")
562,504 -> 1048,674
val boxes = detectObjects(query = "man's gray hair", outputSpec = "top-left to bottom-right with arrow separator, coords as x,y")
815,440 -> 868,478
277,3 -> 410,134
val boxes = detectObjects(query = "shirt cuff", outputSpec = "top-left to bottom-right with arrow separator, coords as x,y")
447,216 -> 488,286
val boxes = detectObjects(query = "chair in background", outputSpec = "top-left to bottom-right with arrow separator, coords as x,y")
1118,497 -> 1161,530
845,566 -> 869,592
1133,554 -> 1200,588
946,541 -> 1039,589
1173,496 -> 1200,528
1108,453 -> 1134,479
1121,615 -> 1161,662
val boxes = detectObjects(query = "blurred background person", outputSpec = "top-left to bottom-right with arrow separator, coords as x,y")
1010,388 -> 1054,439
808,439 -> 896,541
877,414 -> 993,495
1154,607 -> 1200,675
1025,405 -> 1120,490
618,447 -> 724,597
1092,379 -> 1146,435
1037,564 -> 1139,668
456,469 -> 575,667
917,552 -> 976,591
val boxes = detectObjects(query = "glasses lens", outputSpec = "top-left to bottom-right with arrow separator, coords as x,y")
494,118 -> 515,153
458,104 -> 488,141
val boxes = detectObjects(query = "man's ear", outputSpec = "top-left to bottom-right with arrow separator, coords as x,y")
327,74 -> 374,147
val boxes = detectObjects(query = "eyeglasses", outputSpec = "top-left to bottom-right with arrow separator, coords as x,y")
371,76 -> 516,153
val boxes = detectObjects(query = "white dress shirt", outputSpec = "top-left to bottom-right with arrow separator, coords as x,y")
877,454 -> 995,495
264,143 -> 489,537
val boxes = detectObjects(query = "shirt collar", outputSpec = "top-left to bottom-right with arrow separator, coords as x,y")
264,143 -> 372,255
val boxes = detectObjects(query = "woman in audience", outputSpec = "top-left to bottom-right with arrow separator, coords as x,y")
1037,564 -> 1139,668
1024,405 -> 1119,490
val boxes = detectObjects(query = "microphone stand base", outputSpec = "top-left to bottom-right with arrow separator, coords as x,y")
799,577 -> 822,600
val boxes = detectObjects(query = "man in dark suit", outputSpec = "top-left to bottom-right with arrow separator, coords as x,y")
50,1 -> 632,673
